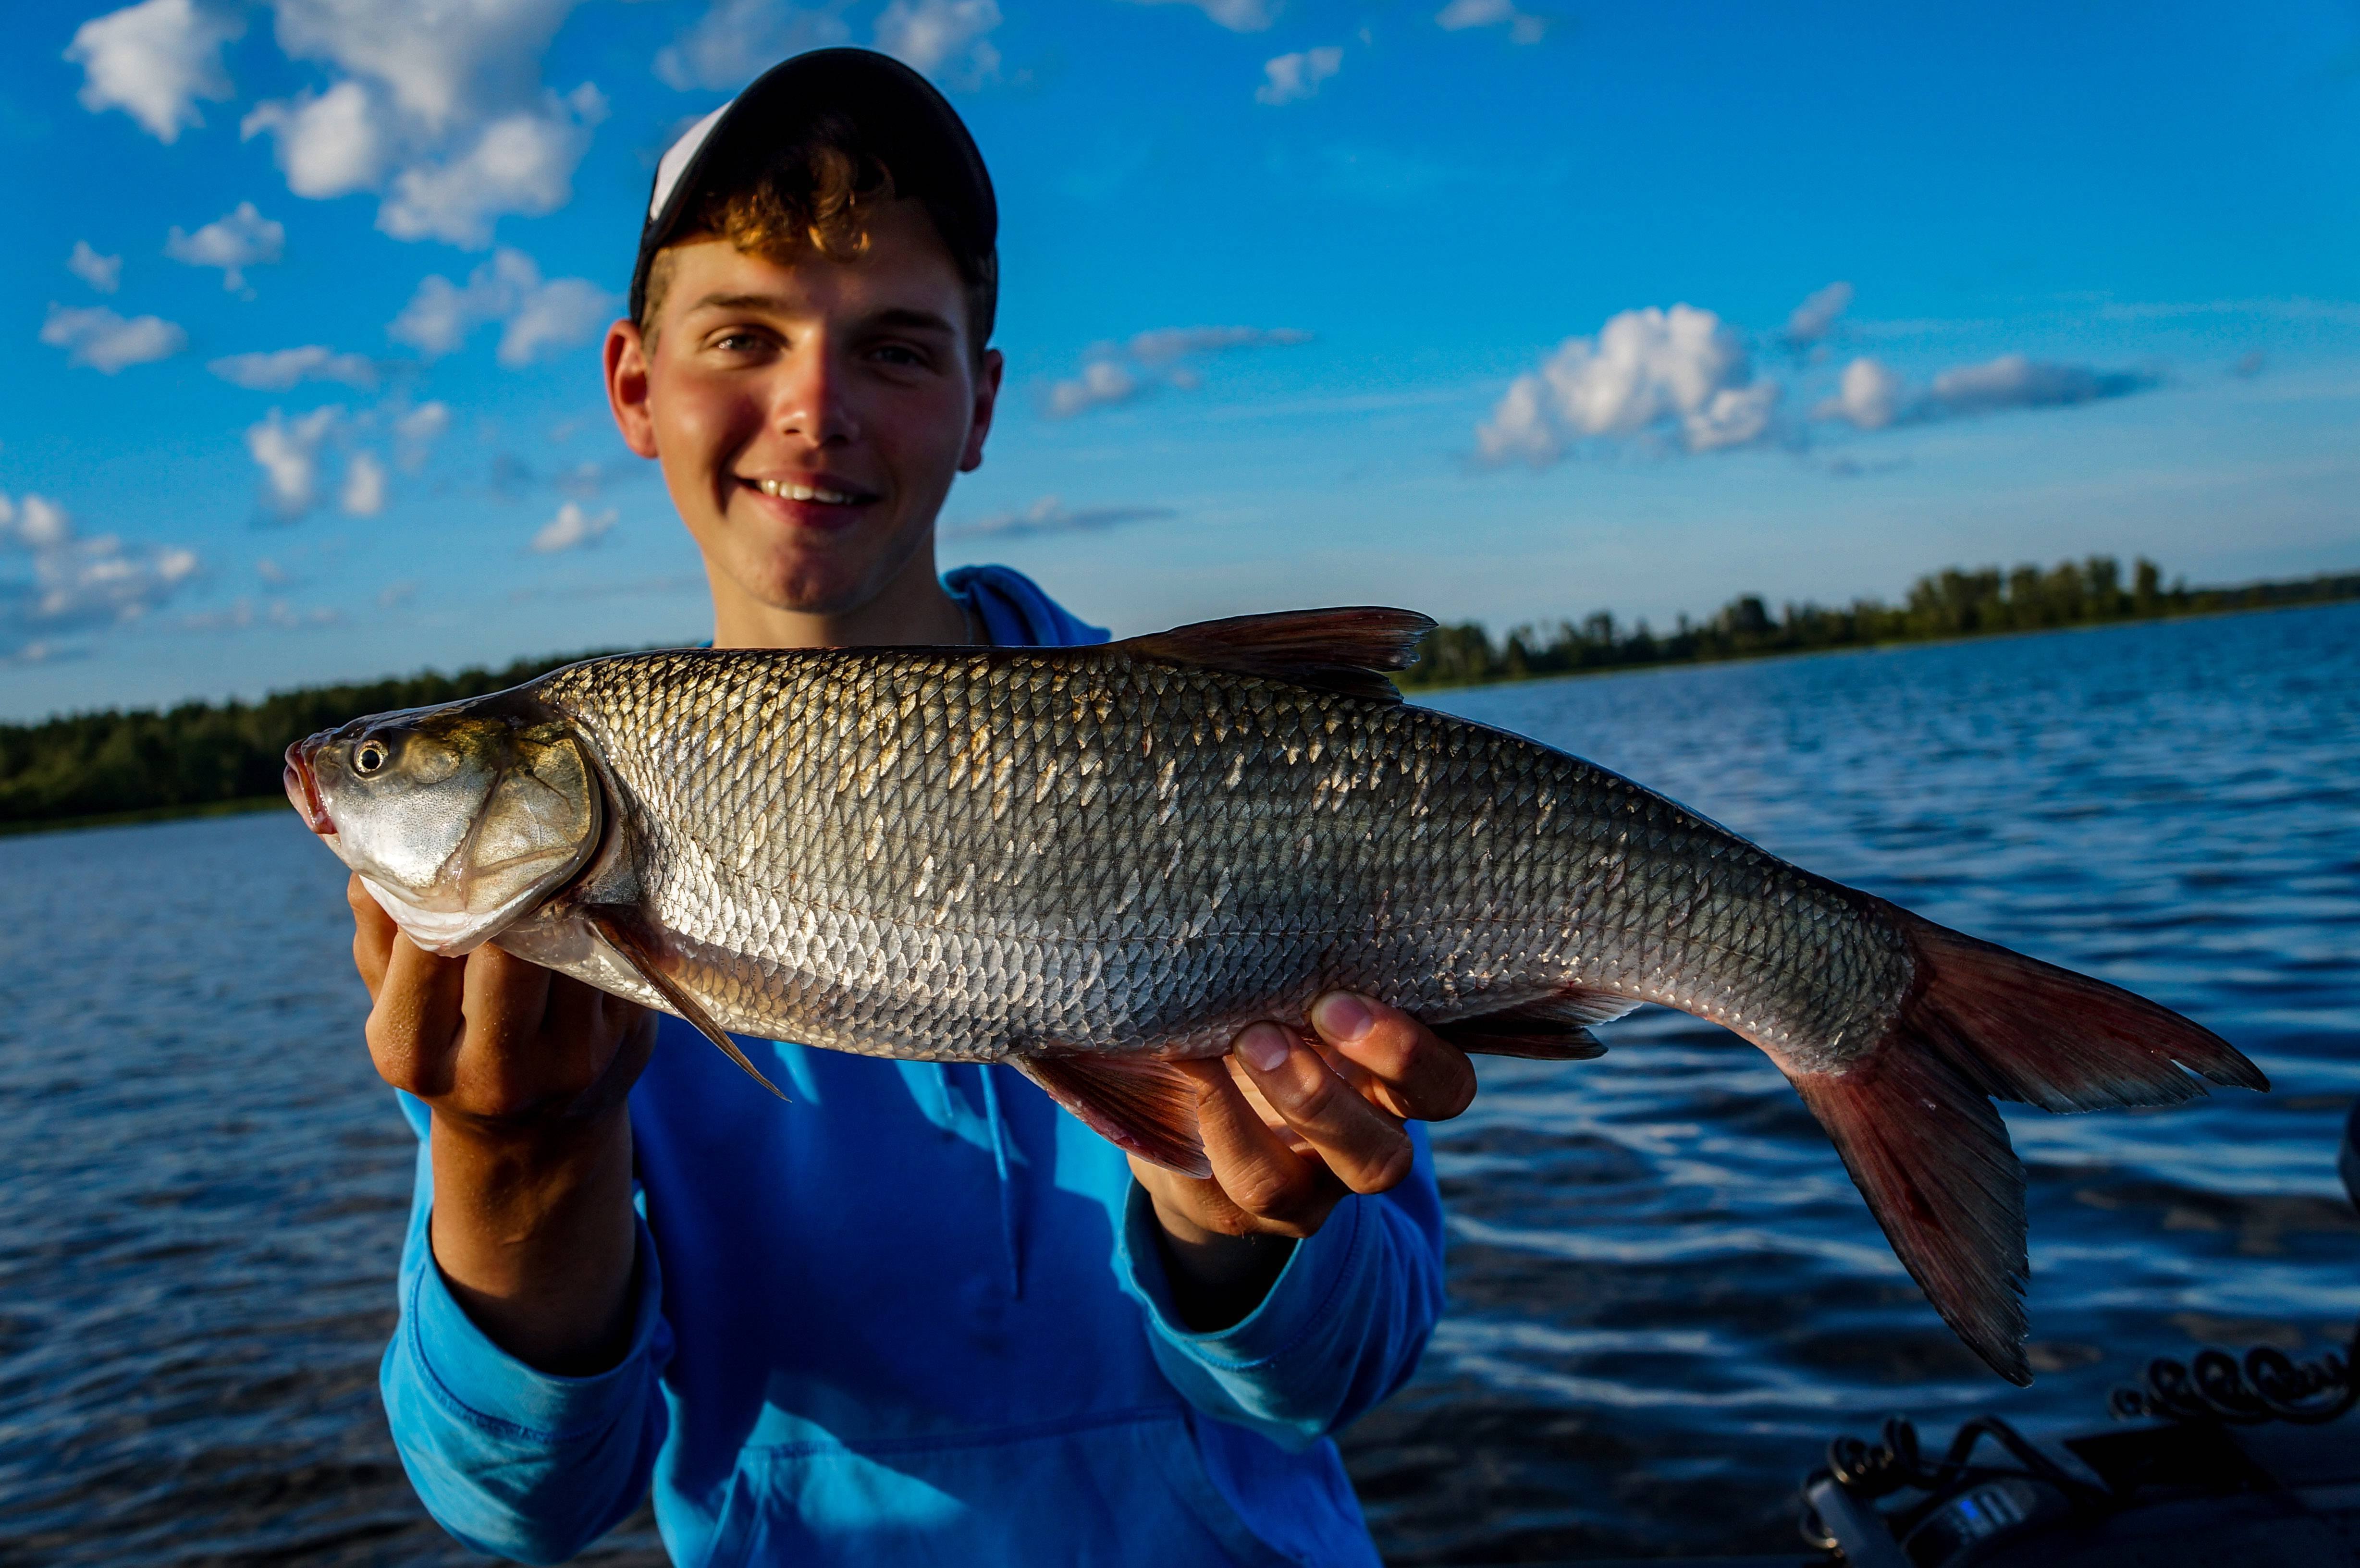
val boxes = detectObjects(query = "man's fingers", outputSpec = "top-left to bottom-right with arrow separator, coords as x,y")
347,874 -> 397,999
1177,1052 -> 1344,1238
1232,1022 -> 1415,1198
367,934 -> 467,1096
1307,992 -> 1477,1122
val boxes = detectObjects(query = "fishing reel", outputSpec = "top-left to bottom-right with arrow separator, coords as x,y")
1795,1100 -> 2360,1568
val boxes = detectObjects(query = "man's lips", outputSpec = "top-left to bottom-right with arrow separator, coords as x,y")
741,474 -> 878,506
283,740 -> 335,835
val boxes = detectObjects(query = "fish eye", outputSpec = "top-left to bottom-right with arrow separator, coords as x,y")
353,739 -> 390,776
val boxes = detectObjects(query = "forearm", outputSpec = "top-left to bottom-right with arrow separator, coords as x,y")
429,1107 -> 639,1375
1146,1189 -> 1297,1330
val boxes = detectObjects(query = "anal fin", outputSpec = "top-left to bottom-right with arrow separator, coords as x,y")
1437,989 -> 1635,1059
586,911 -> 787,1101
1014,1054 -> 1210,1178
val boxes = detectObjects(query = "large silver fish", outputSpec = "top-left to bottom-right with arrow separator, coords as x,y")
285,608 -> 2264,1384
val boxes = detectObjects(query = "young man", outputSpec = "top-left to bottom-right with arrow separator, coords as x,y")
350,49 -> 1475,1567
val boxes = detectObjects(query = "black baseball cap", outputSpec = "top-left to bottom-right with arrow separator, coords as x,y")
628,48 -> 998,330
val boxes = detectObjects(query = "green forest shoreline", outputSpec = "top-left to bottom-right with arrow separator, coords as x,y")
3,557 -> 2355,837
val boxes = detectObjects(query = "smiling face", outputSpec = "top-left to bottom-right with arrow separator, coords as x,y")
605,199 -> 1002,647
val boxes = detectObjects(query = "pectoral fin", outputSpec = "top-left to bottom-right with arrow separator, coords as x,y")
1436,989 -> 1635,1059
586,911 -> 787,1100
1014,1053 -> 1210,1178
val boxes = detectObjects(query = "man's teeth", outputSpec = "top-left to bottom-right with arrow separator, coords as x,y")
755,478 -> 862,504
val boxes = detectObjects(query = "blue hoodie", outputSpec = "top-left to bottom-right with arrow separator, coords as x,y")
380,566 -> 1447,1567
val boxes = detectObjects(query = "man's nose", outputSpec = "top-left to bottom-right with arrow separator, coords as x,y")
773,344 -> 861,447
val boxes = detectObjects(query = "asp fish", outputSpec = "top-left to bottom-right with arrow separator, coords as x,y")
284,608 -> 2265,1384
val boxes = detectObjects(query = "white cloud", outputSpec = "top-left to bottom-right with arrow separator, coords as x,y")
1121,0 -> 1278,32
657,0 -> 851,92
164,201 -> 286,291
379,84 -> 608,246
874,0 -> 1001,85
209,344 -> 378,390
65,0 -> 242,144
1782,280 -> 1853,350
239,0 -> 602,246
40,306 -> 188,373
1045,324 -> 1313,417
1924,354 -> 2153,416
1810,352 -> 2156,430
242,80 -> 392,197
388,248 -> 615,366
0,490 -> 201,655
531,500 -> 615,552
393,400 -> 452,470
341,451 -> 388,515
1435,0 -> 1546,44
1127,325 -> 1311,362
1047,360 -> 1141,416
1816,355 -> 1905,430
68,242 -> 123,294
1476,304 -> 1779,465
245,406 -> 342,519
947,496 -> 1176,539
256,556 -> 292,584
1255,45 -> 1341,105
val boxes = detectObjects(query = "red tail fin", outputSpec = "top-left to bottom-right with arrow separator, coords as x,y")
1788,904 -> 2267,1386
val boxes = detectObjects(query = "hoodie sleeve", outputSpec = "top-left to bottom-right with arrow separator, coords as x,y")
1115,1121 -> 1446,1450
379,1094 -> 675,1566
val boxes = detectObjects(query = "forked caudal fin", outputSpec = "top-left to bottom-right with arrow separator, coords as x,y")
1786,902 -> 2267,1386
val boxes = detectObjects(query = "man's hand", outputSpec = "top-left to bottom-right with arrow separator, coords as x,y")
350,874 -> 654,1372
1131,992 -> 1475,1331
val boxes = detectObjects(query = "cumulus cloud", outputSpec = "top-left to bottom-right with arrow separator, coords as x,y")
1781,280 -> 1853,351
0,490 -> 202,656
165,201 -> 286,291
389,248 -> 613,367
1256,46 -> 1341,104
393,400 -> 452,470
68,242 -> 123,294
531,501 -> 615,552
1476,304 -> 1779,465
242,80 -> 392,196
40,306 -> 188,373
378,85 -> 608,246
1044,324 -> 1313,417
65,0 -> 242,144
1121,0 -> 1278,31
656,0 -> 851,92
209,344 -> 379,390
1815,355 -> 1905,430
245,406 -> 342,519
341,451 -> 388,515
1434,0 -> 1547,44
875,0 -> 1001,85
236,0 -> 603,247
947,497 -> 1177,539
1814,352 -> 2155,429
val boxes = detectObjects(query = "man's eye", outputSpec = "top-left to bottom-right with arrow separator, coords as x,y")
872,343 -> 928,368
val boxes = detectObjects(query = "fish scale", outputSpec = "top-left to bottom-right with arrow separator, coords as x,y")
528,645 -> 1913,1068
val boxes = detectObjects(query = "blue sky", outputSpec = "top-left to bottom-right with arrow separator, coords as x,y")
2,0 -> 2356,720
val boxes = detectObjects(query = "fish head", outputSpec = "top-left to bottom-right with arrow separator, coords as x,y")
285,688 -> 602,956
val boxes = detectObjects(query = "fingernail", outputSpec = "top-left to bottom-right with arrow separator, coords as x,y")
1237,1023 -> 1293,1073
1312,992 -> 1373,1043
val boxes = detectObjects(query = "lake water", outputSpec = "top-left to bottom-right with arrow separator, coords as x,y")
3,603 -> 2355,1564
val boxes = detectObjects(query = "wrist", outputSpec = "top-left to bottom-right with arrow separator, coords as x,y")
1146,1187 -> 1296,1332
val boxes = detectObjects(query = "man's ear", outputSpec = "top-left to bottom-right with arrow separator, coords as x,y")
958,346 -> 1004,474
605,318 -> 659,459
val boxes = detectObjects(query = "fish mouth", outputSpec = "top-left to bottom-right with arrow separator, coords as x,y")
283,737 -> 335,836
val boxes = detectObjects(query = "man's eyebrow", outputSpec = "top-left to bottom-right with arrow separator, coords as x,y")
680,295 -> 958,339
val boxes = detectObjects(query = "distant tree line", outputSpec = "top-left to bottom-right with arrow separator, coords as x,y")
3,557 -> 2357,832
1396,557 -> 2360,689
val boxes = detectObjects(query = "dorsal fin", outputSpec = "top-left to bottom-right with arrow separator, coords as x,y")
1108,607 -> 1436,702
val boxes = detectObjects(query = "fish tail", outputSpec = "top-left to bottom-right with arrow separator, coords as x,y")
1787,905 -> 2267,1385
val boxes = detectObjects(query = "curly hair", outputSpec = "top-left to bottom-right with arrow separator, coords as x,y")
639,116 -> 996,363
